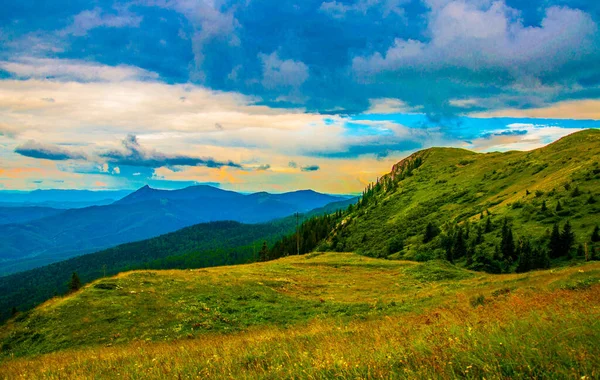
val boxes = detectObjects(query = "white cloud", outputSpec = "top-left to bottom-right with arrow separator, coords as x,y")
63,7 -> 142,36
259,52 -> 309,89
353,2 -> 597,80
0,57 -> 159,82
320,0 -> 406,18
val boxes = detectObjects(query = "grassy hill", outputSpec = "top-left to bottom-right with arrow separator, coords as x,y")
316,129 -> 600,270
1,252 -> 599,378
0,197 -> 356,324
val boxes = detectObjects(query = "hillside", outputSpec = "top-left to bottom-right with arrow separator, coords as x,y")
0,186 -> 345,275
0,198 -> 355,324
313,129 -> 600,271
1,252 -> 599,378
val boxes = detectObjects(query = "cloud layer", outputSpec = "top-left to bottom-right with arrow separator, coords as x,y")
0,0 -> 599,192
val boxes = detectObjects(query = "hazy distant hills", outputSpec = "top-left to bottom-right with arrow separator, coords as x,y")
0,186 -> 347,275
0,189 -> 132,209
0,207 -> 65,225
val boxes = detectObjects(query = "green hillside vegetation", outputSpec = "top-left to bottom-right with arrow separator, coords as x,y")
1,252 -> 599,378
0,198 -> 355,324
270,129 -> 600,273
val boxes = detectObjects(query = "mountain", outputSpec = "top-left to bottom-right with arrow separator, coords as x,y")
0,189 -> 132,208
286,129 -> 600,272
1,252 -> 598,378
0,187 -> 345,275
114,185 -> 242,205
0,206 -> 64,225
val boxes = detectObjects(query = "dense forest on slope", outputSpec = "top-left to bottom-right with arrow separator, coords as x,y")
0,198 -> 356,324
266,130 -> 600,271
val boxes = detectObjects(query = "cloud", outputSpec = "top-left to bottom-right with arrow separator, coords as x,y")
301,165 -> 320,172
63,7 -> 142,36
288,161 -> 298,168
471,99 -> 600,120
259,52 -> 309,89
319,0 -> 407,18
14,140 -> 86,161
256,164 -> 271,171
0,57 -> 158,82
0,123 -> 18,138
352,2 -> 600,114
140,0 -> 239,77
101,134 -> 242,169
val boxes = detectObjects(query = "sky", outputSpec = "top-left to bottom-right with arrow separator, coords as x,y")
0,0 -> 599,194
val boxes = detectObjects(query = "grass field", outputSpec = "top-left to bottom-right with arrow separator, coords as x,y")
1,252 -> 599,378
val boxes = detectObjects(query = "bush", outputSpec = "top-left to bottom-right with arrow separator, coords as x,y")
470,294 -> 486,307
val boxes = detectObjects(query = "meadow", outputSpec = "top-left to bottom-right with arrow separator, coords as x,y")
1,252 -> 599,379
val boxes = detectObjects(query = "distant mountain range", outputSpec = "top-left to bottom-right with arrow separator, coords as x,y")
0,189 -> 132,208
0,185 -> 348,276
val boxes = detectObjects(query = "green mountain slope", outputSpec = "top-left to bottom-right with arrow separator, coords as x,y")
316,129 -> 600,269
1,253 -> 599,378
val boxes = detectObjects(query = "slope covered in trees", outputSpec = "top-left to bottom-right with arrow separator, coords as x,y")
267,129 -> 600,272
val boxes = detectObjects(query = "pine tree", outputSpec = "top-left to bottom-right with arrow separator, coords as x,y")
475,224 -> 484,244
577,244 -> 585,258
556,201 -> 562,212
423,222 -> 438,243
484,217 -> 492,233
561,221 -> 576,256
532,248 -> 551,270
541,200 -> 547,212
549,223 -> 562,258
516,239 -> 533,273
259,241 -> 269,262
11,307 -> 18,317
69,272 -> 82,293
452,228 -> 467,261
592,225 -> 600,243
501,220 -> 516,262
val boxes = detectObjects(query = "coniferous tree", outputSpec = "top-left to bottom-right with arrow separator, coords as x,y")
532,247 -> 551,270
556,201 -> 563,212
516,239 -> 533,273
11,307 -> 17,317
541,200 -> 547,212
587,195 -> 596,204
475,224 -> 484,244
592,225 -> 600,243
69,272 -> 82,293
484,217 -> 492,233
549,223 -> 562,258
577,244 -> 585,258
561,221 -> 576,256
452,228 -> 467,261
259,241 -> 269,261
423,222 -> 439,243
501,220 -> 516,262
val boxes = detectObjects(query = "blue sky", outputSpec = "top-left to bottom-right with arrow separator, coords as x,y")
0,0 -> 599,193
